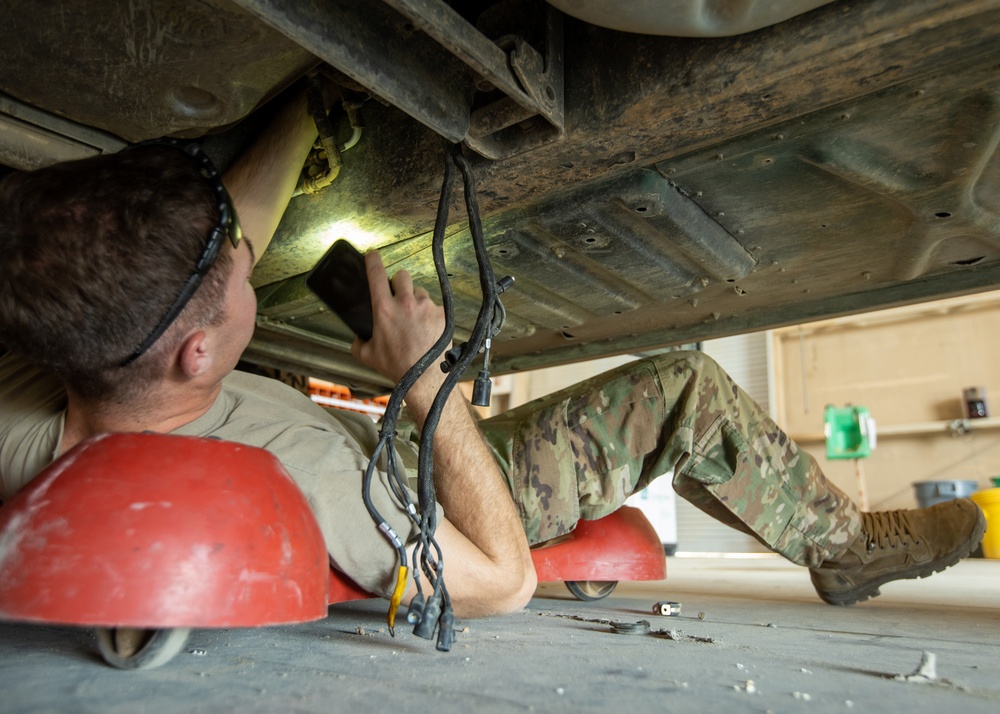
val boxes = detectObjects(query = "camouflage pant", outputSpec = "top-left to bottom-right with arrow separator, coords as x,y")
476,351 -> 861,568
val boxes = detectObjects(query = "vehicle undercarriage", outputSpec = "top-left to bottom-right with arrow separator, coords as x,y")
2,0 -> 998,392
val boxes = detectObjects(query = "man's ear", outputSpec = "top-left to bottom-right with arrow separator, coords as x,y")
177,330 -> 211,378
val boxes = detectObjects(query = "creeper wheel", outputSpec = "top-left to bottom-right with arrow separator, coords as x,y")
565,580 -> 618,601
95,627 -> 191,670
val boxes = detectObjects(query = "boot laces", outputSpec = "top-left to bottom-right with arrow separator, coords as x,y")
861,510 -> 918,553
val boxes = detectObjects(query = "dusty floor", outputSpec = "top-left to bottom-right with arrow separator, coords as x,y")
1,556 -> 998,713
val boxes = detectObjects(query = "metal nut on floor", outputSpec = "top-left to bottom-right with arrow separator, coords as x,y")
653,601 -> 681,617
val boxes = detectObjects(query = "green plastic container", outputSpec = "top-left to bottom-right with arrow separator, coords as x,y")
824,405 -> 875,460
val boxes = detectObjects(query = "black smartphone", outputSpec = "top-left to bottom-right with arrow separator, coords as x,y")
306,239 -> 374,340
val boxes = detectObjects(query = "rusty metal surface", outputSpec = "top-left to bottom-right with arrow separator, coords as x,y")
0,94 -> 126,170
232,0 -> 564,159
250,10 -> 1000,387
0,0 -> 316,141
482,50 -> 1000,372
262,0 -> 1000,277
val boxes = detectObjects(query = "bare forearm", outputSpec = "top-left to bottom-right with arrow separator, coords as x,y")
224,90 -> 316,262
408,385 -> 534,615
414,390 -> 525,552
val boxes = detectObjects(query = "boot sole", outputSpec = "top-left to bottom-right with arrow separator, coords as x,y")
814,508 -> 987,606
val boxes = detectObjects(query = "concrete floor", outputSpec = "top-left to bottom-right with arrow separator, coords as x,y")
1,556 -> 998,713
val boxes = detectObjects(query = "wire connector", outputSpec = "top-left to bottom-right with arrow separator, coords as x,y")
440,341 -> 468,373
414,594 -> 443,640
406,592 -> 426,625
496,275 -> 515,294
436,608 -> 456,652
471,370 -> 492,407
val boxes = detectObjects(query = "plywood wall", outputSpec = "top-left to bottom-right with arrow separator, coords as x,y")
773,291 -> 1000,510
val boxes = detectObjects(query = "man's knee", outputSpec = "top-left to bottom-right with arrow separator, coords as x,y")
643,350 -> 729,390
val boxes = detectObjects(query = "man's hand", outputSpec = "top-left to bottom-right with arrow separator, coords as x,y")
351,251 -> 447,403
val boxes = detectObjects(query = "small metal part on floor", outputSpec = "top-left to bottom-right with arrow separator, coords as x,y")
653,601 -> 682,617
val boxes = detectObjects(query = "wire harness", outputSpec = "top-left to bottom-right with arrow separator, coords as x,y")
361,148 -> 512,651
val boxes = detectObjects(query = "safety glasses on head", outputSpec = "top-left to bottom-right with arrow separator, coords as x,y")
119,139 -> 242,367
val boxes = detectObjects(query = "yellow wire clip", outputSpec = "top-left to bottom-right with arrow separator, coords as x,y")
386,565 -> 408,636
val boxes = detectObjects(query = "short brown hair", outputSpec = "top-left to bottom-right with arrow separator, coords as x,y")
0,146 -> 233,403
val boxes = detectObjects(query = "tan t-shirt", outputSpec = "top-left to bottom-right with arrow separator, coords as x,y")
0,352 -> 434,598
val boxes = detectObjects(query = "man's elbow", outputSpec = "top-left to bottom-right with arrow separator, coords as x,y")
451,559 -> 537,619
512,563 -> 538,610
493,558 -> 538,615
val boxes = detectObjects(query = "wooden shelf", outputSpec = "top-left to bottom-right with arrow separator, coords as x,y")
792,416 -> 1000,444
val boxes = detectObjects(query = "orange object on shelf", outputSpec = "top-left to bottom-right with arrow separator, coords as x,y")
308,378 -> 389,418
308,377 -> 352,401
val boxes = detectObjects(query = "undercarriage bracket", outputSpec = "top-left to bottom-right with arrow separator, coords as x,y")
232,0 -> 564,159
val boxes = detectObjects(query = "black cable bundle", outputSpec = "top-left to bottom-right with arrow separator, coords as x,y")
361,148 -> 511,651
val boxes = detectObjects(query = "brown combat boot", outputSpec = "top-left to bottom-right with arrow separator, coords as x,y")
810,498 -> 986,606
